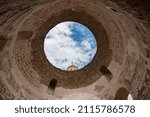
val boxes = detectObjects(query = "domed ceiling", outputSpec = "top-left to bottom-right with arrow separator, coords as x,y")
0,0 -> 149,100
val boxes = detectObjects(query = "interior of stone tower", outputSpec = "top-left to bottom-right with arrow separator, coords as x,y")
0,0 -> 150,100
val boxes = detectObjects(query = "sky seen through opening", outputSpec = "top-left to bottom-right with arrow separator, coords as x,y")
44,21 -> 97,70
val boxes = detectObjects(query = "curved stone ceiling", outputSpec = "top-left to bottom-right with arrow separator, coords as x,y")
0,0 -> 149,100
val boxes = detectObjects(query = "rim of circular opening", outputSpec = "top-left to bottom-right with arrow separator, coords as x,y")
43,21 -> 98,71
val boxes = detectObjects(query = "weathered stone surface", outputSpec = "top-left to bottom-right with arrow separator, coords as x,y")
0,0 -> 149,99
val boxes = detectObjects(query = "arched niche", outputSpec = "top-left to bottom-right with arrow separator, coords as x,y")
100,66 -> 112,81
47,79 -> 57,95
115,87 -> 133,100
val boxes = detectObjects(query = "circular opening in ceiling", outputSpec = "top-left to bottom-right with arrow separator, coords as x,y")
44,21 -> 97,71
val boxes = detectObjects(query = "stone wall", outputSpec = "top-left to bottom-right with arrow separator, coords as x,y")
0,0 -> 149,99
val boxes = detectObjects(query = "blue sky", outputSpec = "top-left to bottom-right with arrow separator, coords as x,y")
44,21 -> 97,70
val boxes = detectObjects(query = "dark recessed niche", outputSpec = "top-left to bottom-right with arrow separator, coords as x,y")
100,66 -> 112,81
115,87 -> 133,100
100,66 -> 112,75
47,79 -> 57,95
115,87 -> 129,100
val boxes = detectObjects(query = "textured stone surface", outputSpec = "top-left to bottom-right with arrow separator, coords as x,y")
0,0 -> 149,99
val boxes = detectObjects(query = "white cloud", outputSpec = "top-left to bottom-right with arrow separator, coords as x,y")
81,39 -> 92,50
44,22 -> 97,70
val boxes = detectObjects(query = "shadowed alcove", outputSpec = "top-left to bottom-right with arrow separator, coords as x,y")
115,87 -> 133,100
47,79 -> 57,95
